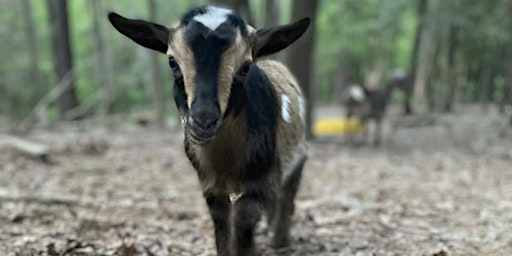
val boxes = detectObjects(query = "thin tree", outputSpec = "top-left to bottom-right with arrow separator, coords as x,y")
148,0 -> 166,128
404,0 -> 428,114
443,24 -> 459,112
286,0 -> 319,139
504,0 -> 512,125
46,0 -> 79,119
21,0 -> 45,105
264,0 -> 280,28
264,0 -> 283,61
90,0 -> 114,116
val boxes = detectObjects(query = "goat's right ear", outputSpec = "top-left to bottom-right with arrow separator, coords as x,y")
108,12 -> 170,54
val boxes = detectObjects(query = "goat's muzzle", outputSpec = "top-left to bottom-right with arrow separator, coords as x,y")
188,106 -> 220,145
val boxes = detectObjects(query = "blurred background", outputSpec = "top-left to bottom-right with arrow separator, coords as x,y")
1,0 -> 512,255
1,0 -> 511,132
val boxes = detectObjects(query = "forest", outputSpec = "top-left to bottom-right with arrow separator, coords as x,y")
2,0 -> 512,126
1,0 -> 512,255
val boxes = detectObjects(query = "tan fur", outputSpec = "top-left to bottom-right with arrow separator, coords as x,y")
257,60 -> 307,183
217,31 -> 252,114
166,29 -> 196,108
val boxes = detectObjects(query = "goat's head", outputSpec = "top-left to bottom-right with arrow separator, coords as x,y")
108,5 -> 310,144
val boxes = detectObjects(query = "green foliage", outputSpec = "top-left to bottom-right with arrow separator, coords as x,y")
1,0 -> 511,120
315,0 -> 415,103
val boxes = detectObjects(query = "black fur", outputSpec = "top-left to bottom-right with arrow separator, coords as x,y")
223,69 -> 247,118
172,69 -> 189,119
185,21 -> 235,113
108,12 -> 169,53
226,14 -> 248,37
241,66 -> 278,182
180,6 -> 208,26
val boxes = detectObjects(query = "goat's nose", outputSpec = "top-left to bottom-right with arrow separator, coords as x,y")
192,111 -> 218,130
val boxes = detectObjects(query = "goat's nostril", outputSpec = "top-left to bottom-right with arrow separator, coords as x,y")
206,119 -> 217,129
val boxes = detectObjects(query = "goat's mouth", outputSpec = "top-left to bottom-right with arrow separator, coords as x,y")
189,133 -> 216,146
188,126 -> 218,146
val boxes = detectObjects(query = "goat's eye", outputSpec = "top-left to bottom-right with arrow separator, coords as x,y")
239,62 -> 251,76
168,56 -> 178,69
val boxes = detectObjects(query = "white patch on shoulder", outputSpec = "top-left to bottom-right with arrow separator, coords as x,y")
193,6 -> 232,31
349,85 -> 366,102
281,95 -> 292,123
298,97 -> 305,122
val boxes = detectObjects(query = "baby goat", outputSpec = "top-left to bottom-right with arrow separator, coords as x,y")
342,73 -> 405,146
108,6 -> 310,256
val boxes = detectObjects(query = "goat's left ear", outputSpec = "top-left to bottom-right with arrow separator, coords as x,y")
252,18 -> 311,59
108,12 -> 170,54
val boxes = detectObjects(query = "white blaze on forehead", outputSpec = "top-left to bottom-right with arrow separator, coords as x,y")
348,85 -> 366,102
193,6 -> 233,31
298,97 -> 305,122
281,95 -> 292,123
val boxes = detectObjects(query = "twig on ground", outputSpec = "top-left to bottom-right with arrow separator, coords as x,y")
0,190 -> 78,205
0,134 -> 51,163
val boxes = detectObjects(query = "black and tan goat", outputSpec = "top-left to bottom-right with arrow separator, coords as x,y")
341,72 -> 406,146
108,5 -> 309,256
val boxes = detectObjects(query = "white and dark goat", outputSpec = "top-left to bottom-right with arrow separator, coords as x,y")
108,5 -> 310,256
342,72 -> 406,146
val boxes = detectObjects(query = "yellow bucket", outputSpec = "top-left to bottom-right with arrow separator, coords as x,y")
313,117 -> 366,135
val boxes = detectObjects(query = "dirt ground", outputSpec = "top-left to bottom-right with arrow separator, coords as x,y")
0,105 -> 511,256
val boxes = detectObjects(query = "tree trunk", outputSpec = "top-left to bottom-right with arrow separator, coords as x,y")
210,0 -> 238,8
443,25 -> 458,112
0,79 -> 7,117
148,0 -> 166,128
426,29 -> 442,112
502,0 -> 512,126
286,0 -> 319,139
478,62 -> 492,109
21,0 -> 45,105
264,0 -> 282,61
404,0 -> 428,115
264,0 -> 280,27
90,0 -> 114,116
46,0 -> 79,120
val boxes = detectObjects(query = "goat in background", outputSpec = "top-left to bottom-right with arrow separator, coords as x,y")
341,71 -> 407,146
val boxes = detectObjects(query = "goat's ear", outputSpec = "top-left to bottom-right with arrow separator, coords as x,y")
108,12 -> 170,54
252,18 -> 311,58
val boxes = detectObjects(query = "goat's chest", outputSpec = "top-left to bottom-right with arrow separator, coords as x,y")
190,135 -> 250,193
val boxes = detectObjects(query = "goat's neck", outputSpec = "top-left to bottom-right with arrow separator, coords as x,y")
205,110 -> 248,151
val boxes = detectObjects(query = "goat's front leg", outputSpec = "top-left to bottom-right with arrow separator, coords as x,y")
271,155 -> 306,248
232,190 -> 275,256
204,192 -> 231,256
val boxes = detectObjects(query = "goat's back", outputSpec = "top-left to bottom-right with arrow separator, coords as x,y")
257,60 -> 307,183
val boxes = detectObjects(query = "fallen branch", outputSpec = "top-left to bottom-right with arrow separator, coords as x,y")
0,134 -> 50,163
0,190 -> 78,205
17,70 -> 76,133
